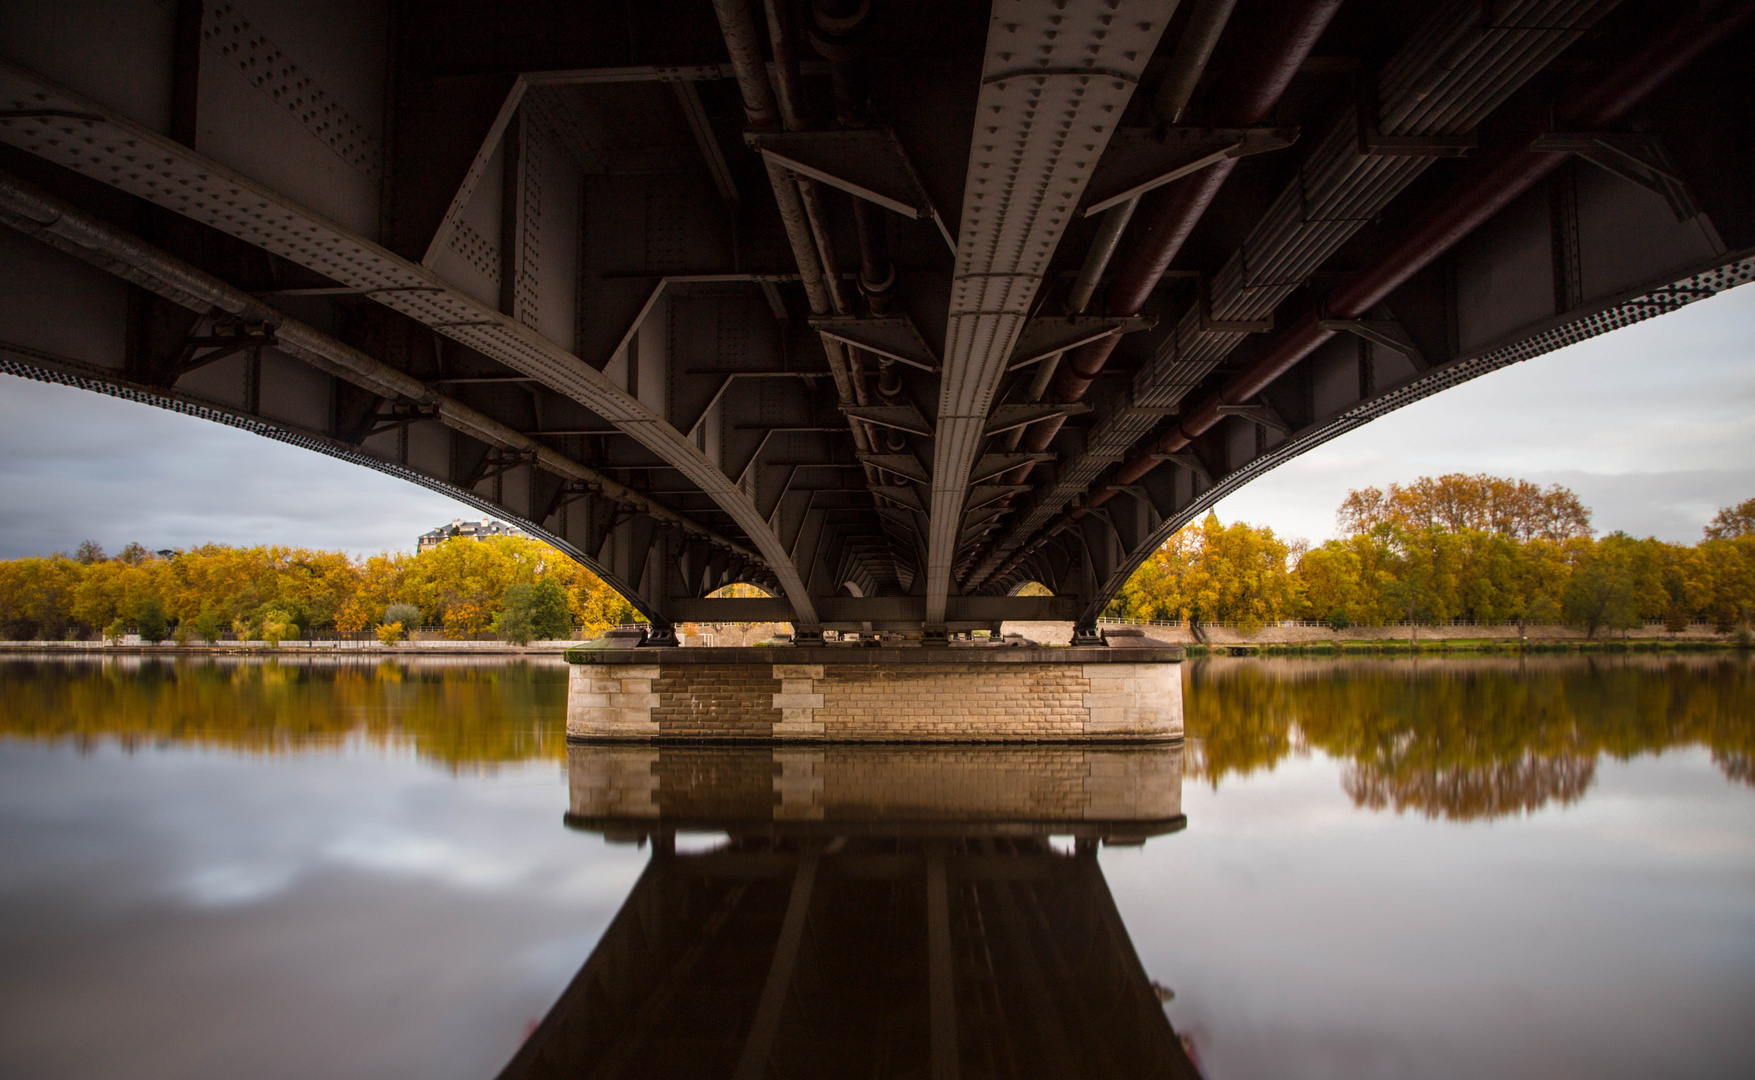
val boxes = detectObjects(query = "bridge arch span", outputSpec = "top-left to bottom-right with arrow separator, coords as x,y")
0,173 -> 776,628
1,0 -> 1750,638
989,249 -> 1755,626
0,342 -> 672,625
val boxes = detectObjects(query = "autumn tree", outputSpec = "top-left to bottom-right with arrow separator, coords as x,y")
400,535 -> 552,633
0,556 -> 86,639
1563,545 -> 1640,638
1338,474 -> 1591,541
1120,513 -> 1295,634
0,533 -> 635,643
335,552 -> 410,632
1704,497 -> 1755,540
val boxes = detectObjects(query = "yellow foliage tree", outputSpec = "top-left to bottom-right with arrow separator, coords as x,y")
1121,513 -> 1295,634
0,531 -> 637,642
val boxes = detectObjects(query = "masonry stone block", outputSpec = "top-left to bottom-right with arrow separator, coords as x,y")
566,647 -> 1183,742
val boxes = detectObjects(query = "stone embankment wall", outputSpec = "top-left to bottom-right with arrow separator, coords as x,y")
565,743 -> 1185,828
567,657 -> 1183,743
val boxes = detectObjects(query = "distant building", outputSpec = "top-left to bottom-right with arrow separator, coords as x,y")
418,518 -> 521,552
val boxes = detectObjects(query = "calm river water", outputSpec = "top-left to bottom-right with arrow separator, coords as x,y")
0,654 -> 1751,1079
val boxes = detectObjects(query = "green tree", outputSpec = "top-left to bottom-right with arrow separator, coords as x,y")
526,576 -> 573,640
193,609 -> 224,644
1563,554 -> 1639,638
384,602 -> 423,632
494,584 -> 539,645
257,607 -> 299,646
136,595 -> 168,644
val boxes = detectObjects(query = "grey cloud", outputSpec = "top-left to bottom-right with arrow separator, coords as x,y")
0,374 -> 475,558
1215,283 -> 1755,543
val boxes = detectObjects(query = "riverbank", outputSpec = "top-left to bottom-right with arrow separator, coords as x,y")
0,638 -> 581,656
5,624 -> 1748,656
996,619 -> 1751,655
1191,637 -> 1749,657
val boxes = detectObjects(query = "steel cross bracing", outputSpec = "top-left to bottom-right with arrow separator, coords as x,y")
1071,247 -> 1755,624
2,0 -> 1752,636
0,60 -> 823,632
966,0 -> 1624,591
0,170 -> 767,624
923,0 -> 1176,631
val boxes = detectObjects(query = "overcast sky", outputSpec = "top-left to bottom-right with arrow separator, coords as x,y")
0,282 -> 1750,560
1211,282 -> 1755,544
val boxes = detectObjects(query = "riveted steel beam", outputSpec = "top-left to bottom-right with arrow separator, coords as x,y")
972,0 -> 1627,592
921,0 -> 1176,632
0,174 -> 784,623
0,60 -> 823,630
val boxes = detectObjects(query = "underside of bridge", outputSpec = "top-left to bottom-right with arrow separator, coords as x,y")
1,0 -> 1751,641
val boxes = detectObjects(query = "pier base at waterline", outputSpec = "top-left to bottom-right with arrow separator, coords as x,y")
562,646 -> 1184,743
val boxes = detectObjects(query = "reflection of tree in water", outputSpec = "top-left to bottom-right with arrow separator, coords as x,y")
1716,751 -> 1755,786
0,657 -> 567,770
1342,753 -> 1597,820
1187,655 -> 1755,819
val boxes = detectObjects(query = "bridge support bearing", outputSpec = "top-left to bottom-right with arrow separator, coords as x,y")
564,646 -> 1184,743
640,624 -> 680,648
1069,623 -> 1107,647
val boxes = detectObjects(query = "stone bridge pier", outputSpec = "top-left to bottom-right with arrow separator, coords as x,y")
564,641 -> 1184,743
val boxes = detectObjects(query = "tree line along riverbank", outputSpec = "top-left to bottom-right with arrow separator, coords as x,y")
1110,477 -> 1754,645
0,534 -> 637,646
1,474 -> 1750,648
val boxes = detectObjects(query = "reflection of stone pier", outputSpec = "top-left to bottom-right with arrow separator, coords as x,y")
565,645 -> 1184,743
499,745 -> 1197,1079
566,744 -> 1185,840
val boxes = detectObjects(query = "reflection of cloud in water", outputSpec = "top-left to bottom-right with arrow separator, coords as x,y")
178,863 -> 298,907
324,829 -> 530,891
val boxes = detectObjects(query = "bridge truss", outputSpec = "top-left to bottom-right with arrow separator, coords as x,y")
1,0 -> 1750,640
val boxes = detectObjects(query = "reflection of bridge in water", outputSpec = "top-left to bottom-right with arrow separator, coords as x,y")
500,746 -> 1196,1079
